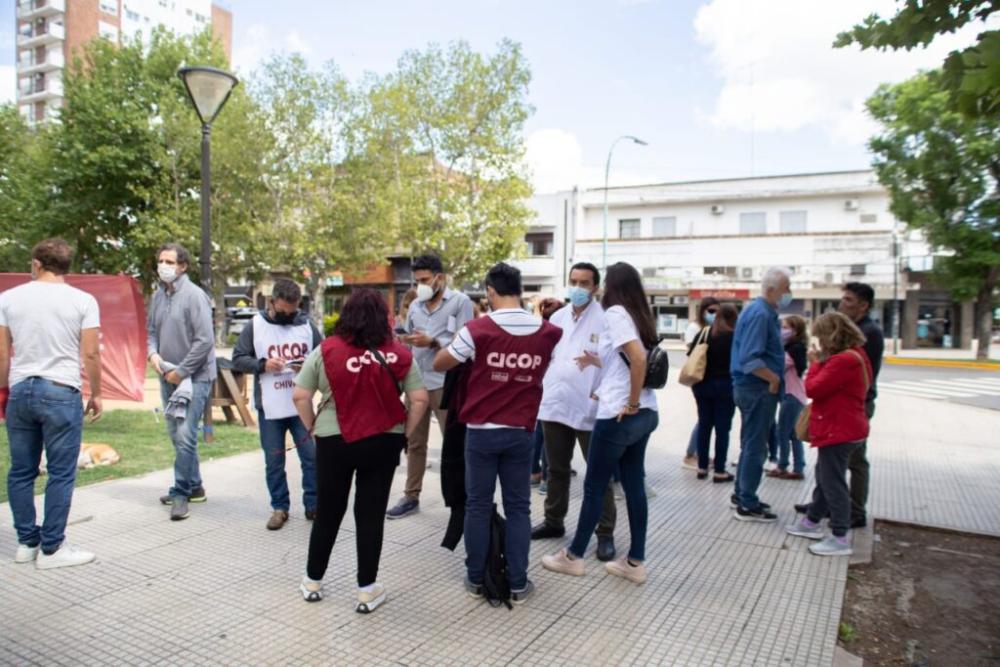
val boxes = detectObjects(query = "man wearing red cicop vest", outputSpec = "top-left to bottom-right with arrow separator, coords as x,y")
434,262 -> 562,606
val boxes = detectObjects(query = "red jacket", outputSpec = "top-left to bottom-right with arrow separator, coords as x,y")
804,347 -> 873,447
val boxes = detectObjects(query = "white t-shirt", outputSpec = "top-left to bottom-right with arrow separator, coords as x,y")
0,281 -> 100,389
594,305 -> 658,420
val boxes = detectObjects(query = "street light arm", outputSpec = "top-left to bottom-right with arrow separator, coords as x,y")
602,135 -> 649,270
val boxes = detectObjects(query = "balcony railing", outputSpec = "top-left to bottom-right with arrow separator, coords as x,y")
17,49 -> 65,74
16,0 -> 66,20
16,21 -> 65,48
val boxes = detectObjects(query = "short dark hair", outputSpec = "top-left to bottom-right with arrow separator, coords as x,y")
334,288 -> 391,349
32,238 -> 74,275
843,282 -> 875,308
570,262 -> 600,287
271,278 -> 301,304
485,262 -> 522,297
157,242 -> 191,267
412,254 -> 444,275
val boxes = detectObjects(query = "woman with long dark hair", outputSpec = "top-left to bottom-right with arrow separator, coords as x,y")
682,296 -> 721,469
542,262 -> 659,584
689,303 -> 738,482
292,288 -> 429,612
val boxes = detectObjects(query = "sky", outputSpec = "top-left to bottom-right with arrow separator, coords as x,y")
1,0 -> 992,192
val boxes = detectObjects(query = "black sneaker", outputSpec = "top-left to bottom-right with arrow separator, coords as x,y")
170,496 -> 190,521
530,523 -> 565,540
189,486 -> 207,503
733,505 -> 778,523
794,503 -> 810,514
596,535 -> 616,562
851,517 -> 867,529
465,578 -> 484,599
730,494 -> 771,511
511,580 -> 535,606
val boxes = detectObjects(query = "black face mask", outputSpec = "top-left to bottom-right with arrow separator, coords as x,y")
272,311 -> 297,325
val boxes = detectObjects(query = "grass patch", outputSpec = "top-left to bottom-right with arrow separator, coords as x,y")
838,621 -> 857,644
0,410 -> 260,503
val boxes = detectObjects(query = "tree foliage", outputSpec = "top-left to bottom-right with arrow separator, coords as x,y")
866,71 -> 1000,358
836,0 -> 1000,117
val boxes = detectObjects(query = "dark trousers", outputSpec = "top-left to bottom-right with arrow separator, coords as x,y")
692,377 -> 735,474
806,442 -> 860,537
306,432 -> 404,587
849,400 -> 875,523
531,421 -> 548,479
541,421 -> 616,535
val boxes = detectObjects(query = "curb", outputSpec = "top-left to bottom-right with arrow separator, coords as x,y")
884,357 -> 1000,372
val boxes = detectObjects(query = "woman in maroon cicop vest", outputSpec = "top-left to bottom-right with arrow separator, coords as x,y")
291,289 -> 429,613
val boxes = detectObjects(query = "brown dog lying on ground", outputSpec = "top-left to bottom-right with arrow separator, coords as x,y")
39,443 -> 121,473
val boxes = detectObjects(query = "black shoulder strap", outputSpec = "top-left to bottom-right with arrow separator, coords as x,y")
369,347 -> 403,393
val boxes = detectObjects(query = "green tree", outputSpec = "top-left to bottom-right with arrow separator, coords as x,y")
360,40 -> 535,285
836,0 -> 1000,117
866,71 -> 999,359
0,105 -> 48,269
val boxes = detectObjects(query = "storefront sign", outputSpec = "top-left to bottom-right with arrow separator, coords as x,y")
690,288 -> 750,300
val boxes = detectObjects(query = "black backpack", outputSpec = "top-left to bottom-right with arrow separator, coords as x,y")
620,343 -> 670,390
483,504 -> 512,609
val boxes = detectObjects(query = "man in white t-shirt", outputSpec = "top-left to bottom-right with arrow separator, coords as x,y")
0,239 -> 103,570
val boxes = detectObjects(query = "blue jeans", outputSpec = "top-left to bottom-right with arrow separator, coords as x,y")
775,395 -> 806,473
693,377 -> 736,474
569,409 -> 658,562
733,383 -> 779,510
464,427 -> 533,590
531,421 -> 547,479
159,378 -> 212,498
6,378 -> 84,552
686,424 -> 698,458
257,409 -> 317,512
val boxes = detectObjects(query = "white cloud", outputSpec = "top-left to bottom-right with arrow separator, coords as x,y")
524,128 -> 583,193
694,0 -> 992,144
232,24 -> 314,75
0,65 -> 15,106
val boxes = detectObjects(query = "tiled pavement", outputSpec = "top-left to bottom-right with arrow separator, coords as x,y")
2,372 -> 998,666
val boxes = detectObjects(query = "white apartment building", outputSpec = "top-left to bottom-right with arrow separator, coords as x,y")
513,170 -> 975,351
14,0 -> 232,125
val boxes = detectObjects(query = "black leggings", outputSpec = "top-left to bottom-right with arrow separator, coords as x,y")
306,432 -> 404,586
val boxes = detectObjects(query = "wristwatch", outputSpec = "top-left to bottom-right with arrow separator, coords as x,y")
627,402 -> 641,410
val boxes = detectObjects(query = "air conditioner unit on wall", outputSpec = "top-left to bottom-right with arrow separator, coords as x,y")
740,267 -> 754,279
844,199 -> 859,211
710,204 -> 725,215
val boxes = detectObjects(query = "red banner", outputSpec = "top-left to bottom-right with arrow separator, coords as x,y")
689,288 -> 751,300
0,273 -> 147,402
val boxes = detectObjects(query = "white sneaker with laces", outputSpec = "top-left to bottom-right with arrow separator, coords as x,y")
809,535 -> 853,557
14,544 -> 40,564
35,544 -> 95,570
542,548 -> 585,577
300,575 -> 324,602
785,518 -> 824,540
605,556 -> 647,584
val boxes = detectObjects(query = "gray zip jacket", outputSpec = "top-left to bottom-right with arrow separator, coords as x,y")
146,273 -> 217,382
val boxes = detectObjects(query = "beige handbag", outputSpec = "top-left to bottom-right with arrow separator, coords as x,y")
679,327 -> 711,387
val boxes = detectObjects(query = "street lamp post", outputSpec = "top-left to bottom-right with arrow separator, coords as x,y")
892,228 -> 901,355
602,135 -> 648,270
176,66 -> 239,291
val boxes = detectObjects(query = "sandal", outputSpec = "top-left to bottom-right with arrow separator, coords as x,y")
712,473 -> 735,483
696,470 -> 709,480
766,468 -> 787,478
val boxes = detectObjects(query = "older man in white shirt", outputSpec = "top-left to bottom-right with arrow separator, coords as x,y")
531,263 -> 617,562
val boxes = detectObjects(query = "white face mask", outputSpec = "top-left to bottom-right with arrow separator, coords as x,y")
158,264 -> 178,284
415,277 -> 441,303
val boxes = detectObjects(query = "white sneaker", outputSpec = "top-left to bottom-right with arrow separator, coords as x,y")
300,575 -> 323,602
35,544 -> 96,570
542,548 -> 585,577
14,544 -> 40,564
809,535 -> 853,557
785,518 -> 825,540
356,583 -> 386,614
605,556 -> 647,584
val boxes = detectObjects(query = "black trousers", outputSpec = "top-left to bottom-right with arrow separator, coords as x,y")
848,400 -> 876,523
807,442 -> 860,538
541,420 -> 616,535
306,432 -> 404,586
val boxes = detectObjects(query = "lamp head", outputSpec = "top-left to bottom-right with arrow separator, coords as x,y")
177,66 -> 239,125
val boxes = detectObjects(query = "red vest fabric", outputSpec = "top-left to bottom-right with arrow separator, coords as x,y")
458,316 -> 563,429
321,336 -> 412,443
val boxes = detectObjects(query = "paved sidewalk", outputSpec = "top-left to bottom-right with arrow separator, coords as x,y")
2,374 -> 998,665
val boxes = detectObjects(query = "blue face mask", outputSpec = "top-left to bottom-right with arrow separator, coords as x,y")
704,312 -> 716,325
567,286 -> 591,308
779,292 -> 793,309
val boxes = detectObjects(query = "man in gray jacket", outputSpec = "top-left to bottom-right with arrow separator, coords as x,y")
147,243 -> 217,521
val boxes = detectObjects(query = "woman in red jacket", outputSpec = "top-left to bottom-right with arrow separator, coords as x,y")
786,312 -> 872,557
